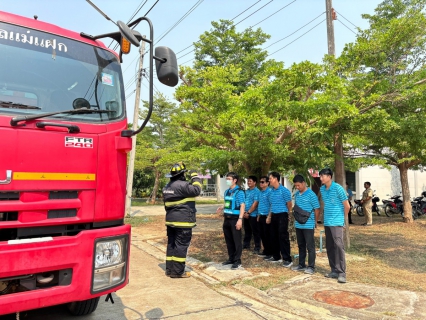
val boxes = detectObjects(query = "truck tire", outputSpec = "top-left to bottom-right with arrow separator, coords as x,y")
67,297 -> 100,316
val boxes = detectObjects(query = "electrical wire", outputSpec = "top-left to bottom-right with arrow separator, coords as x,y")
155,0 -> 204,45
230,0 -> 262,21
144,0 -> 160,16
175,0 -> 266,57
108,0 -> 148,49
234,0 -> 274,26
264,12 -> 325,49
337,19 -> 357,35
267,18 -> 325,57
250,0 -> 297,28
125,90 -> 136,100
335,10 -> 358,28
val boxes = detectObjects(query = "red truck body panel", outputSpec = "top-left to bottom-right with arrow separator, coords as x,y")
0,10 -> 133,315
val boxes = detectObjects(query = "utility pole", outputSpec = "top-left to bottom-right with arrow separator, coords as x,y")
125,39 -> 146,217
326,0 -> 350,246
325,0 -> 335,56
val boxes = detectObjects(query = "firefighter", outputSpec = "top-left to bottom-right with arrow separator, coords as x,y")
163,162 -> 202,278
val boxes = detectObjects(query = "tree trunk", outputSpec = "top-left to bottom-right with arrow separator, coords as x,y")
334,133 -> 350,248
149,169 -> 161,205
398,162 -> 413,223
334,133 -> 346,186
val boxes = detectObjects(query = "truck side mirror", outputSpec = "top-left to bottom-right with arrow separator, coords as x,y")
155,46 -> 178,87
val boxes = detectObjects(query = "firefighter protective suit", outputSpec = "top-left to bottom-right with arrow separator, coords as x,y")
163,164 -> 202,277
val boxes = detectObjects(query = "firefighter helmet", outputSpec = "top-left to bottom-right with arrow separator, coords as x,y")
167,162 -> 187,178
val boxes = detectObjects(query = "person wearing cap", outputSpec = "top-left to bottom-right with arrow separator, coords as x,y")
243,175 -> 261,253
319,168 -> 350,284
163,162 -> 202,278
216,172 -> 246,270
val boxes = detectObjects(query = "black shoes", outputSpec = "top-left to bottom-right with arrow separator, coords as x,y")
170,272 -> 191,278
222,260 -> 233,265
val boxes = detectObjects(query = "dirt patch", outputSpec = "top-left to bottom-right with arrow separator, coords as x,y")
313,290 -> 375,309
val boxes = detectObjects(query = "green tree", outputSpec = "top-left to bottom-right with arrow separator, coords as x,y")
135,92 -> 180,203
193,20 -> 270,92
339,0 -> 426,222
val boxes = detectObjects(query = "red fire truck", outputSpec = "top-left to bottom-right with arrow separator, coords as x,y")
0,8 -> 177,317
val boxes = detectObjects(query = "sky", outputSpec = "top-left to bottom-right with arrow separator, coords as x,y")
0,0 -> 384,122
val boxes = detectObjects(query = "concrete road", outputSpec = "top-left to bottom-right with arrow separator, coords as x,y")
0,237 -> 266,320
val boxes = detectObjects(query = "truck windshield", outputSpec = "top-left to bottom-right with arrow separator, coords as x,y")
0,21 -> 125,123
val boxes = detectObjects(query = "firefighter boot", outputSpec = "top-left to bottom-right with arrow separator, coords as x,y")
170,271 -> 191,278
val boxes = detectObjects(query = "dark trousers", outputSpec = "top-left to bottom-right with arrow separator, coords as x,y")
166,226 -> 192,276
270,213 -> 292,262
243,216 -> 261,250
223,217 -> 242,263
258,215 -> 273,255
348,201 -> 353,224
296,228 -> 316,268
325,226 -> 346,277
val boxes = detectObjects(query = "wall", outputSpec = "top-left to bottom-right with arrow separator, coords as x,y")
355,166 -> 426,202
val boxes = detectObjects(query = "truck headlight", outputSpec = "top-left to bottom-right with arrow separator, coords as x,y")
92,236 -> 128,292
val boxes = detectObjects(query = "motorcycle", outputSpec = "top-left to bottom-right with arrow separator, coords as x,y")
383,195 -> 403,217
411,191 -> 426,218
383,194 -> 418,220
355,193 -> 381,216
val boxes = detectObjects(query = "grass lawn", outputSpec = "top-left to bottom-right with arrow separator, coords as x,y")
129,211 -> 426,292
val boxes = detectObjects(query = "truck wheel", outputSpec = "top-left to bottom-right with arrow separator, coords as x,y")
67,297 -> 100,316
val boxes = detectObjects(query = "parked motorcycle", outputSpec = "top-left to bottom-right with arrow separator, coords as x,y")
383,194 -> 418,219
354,199 -> 363,216
355,193 -> 380,216
411,191 -> 426,218
383,195 -> 403,217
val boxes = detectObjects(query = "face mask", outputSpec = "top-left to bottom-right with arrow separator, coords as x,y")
226,180 -> 232,186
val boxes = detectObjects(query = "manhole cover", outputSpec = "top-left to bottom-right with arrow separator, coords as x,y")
313,290 -> 375,309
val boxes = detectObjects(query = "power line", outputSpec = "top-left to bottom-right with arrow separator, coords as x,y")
181,57 -> 195,66
175,0 -> 266,58
335,10 -> 358,28
264,12 -> 325,49
234,0 -> 274,26
230,0 -> 262,21
267,19 -> 326,57
125,90 -> 136,100
337,19 -> 357,35
250,0 -> 297,28
108,0 -> 148,49
155,0 -> 204,45
144,0 -> 160,16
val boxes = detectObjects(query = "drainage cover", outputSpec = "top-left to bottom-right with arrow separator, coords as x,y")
313,290 -> 375,309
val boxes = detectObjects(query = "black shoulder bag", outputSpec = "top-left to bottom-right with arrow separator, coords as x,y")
293,204 -> 311,224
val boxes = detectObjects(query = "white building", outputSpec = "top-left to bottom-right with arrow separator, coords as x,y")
212,166 -> 426,202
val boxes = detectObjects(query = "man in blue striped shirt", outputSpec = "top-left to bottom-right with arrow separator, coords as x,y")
319,168 -> 350,284
256,176 -> 273,258
291,174 -> 320,275
243,176 -> 261,253
266,172 -> 293,268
